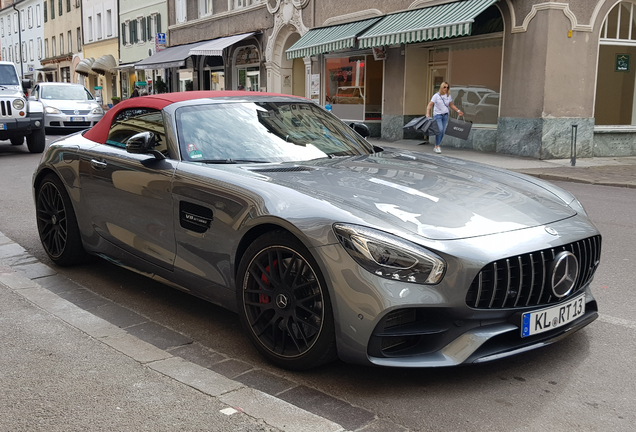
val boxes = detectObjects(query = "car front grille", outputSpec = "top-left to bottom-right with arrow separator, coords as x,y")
0,101 -> 13,117
63,121 -> 91,127
61,110 -> 90,115
466,235 -> 602,309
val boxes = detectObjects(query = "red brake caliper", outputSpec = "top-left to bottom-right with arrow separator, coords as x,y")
259,260 -> 277,304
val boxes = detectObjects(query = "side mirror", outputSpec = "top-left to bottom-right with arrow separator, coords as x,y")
126,131 -> 165,160
349,122 -> 370,139
21,79 -> 32,92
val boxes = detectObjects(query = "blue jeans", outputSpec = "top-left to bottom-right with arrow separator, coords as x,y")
434,113 -> 449,146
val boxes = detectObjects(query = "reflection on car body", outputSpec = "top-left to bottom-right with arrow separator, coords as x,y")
32,91 -> 601,370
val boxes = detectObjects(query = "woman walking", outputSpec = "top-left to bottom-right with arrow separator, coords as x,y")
426,82 -> 463,153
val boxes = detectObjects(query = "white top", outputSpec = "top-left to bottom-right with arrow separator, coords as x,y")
431,93 -> 452,116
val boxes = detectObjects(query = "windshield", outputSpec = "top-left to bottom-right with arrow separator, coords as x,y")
0,65 -> 19,86
176,101 -> 374,163
41,85 -> 94,101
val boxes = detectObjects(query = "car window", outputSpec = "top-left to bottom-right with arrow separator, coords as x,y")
467,92 -> 481,104
176,101 -> 373,163
41,85 -> 93,100
483,94 -> 499,105
0,64 -> 19,85
106,108 -> 168,156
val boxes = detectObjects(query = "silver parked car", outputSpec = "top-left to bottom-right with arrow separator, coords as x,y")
29,82 -> 104,133
32,92 -> 601,370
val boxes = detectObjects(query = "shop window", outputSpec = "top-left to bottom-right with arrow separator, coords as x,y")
596,1 -> 636,125
325,55 -> 383,122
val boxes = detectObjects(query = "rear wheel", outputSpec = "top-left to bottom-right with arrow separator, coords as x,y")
236,231 -> 337,370
35,174 -> 88,266
27,128 -> 46,153
10,136 -> 24,146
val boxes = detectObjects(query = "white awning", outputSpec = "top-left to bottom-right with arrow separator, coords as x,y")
92,54 -> 117,75
75,58 -> 95,76
188,32 -> 254,56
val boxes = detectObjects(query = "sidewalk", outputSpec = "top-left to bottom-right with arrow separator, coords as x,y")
371,138 -> 636,189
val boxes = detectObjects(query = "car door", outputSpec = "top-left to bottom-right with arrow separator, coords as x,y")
78,108 -> 178,270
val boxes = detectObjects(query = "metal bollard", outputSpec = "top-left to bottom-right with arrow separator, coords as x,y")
571,124 -> 578,167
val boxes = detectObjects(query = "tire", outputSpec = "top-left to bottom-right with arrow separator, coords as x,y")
10,136 -> 24,146
35,173 -> 88,266
27,128 -> 46,153
236,231 -> 337,370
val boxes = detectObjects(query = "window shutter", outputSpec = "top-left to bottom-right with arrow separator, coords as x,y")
50,0 -> 54,19
129,22 -> 133,44
133,21 -> 137,43
147,16 -> 151,38
44,2 -> 47,23
156,14 -> 161,34
58,0 -> 62,16
141,17 -> 146,41
121,23 -> 126,44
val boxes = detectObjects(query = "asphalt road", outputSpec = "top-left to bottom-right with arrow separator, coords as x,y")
1,136 -> 635,431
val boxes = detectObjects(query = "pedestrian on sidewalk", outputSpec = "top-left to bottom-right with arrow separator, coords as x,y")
426,82 -> 463,153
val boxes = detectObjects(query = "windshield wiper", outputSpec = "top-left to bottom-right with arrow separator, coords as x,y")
197,159 -> 268,164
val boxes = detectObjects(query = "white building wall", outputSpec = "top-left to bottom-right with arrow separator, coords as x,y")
0,0 -> 44,81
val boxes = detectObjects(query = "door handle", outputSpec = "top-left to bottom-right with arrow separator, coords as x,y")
90,159 -> 107,170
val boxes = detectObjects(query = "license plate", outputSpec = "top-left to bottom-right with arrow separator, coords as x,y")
0,123 -> 6,130
70,117 -> 84,122
521,293 -> 585,337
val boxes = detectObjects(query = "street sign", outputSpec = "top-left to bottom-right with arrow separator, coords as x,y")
156,33 -> 166,52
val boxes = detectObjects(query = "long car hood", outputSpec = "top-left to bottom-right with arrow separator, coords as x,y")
42,99 -> 97,110
243,149 -> 577,240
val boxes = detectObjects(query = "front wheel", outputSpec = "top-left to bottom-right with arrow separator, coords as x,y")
236,231 -> 337,370
35,174 -> 88,266
27,128 -> 46,153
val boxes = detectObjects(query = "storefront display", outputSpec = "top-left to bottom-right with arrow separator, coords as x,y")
325,54 -> 383,122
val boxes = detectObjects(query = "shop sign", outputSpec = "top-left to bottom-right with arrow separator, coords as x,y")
616,54 -> 630,72
372,47 -> 386,61
311,74 -> 320,96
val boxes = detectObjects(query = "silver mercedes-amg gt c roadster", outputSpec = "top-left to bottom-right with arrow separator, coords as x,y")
33,91 -> 601,370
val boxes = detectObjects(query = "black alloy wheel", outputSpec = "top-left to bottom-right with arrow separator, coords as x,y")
237,231 -> 337,370
36,174 -> 88,266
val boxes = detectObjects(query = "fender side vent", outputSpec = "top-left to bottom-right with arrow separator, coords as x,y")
179,201 -> 213,233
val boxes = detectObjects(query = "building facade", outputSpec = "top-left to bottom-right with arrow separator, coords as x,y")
81,0 -> 119,105
265,0 -> 636,159
136,0 -> 272,93
118,0 -> 168,99
40,0 -> 83,84
0,0 -> 44,82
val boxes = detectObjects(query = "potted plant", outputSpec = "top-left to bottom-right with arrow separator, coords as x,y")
111,96 -> 121,105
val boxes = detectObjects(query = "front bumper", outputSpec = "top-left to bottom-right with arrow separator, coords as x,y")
44,112 -> 103,129
0,113 -> 44,138
311,218 -> 601,367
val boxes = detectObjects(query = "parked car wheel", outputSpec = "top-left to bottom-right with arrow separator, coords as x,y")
10,135 -> 24,146
237,231 -> 337,370
27,128 -> 46,153
35,173 -> 88,266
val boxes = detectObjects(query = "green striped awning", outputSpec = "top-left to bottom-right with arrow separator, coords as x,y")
286,18 -> 382,60
358,0 -> 497,48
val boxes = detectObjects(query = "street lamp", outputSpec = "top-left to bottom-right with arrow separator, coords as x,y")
12,4 -> 24,79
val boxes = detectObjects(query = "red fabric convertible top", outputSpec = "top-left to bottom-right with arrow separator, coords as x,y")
83,90 -> 302,144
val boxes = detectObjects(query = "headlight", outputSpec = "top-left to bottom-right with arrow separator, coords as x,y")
13,99 -> 25,110
333,224 -> 446,284
45,106 -> 61,114
91,106 -> 104,114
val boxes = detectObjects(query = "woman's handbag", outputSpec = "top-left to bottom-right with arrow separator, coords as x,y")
445,116 -> 472,140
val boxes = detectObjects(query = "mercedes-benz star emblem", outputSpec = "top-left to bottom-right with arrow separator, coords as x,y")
550,251 -> 579,298
545,227 -> 558,236
275,293 -> 289,309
